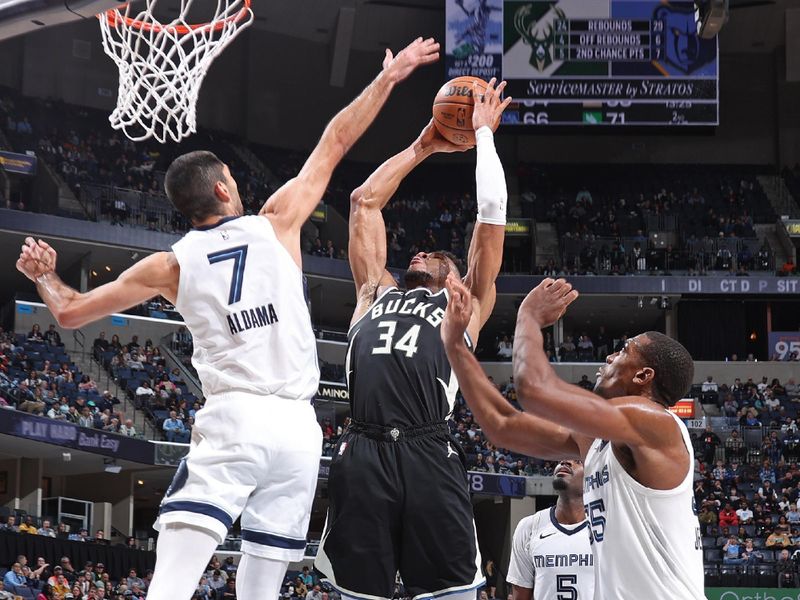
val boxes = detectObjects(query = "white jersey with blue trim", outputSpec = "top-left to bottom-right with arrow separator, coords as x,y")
171,215 -> 319,400
506,506 -> 594,600
582,411 -> 705,599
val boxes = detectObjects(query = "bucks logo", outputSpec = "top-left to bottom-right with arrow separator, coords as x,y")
513,3 -> 566,72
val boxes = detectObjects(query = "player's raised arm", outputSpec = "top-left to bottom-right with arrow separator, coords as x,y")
442,274 -> 587,460
463,78 -> 512,343
512,279 -> 681,452
349,122 -> 471,326
16,238 -> 178,329
260,37 -> 439,264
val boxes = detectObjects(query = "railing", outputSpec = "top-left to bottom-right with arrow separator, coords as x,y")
73,329 -> 85,353
560,235 -> 775,275
80,183 -> 189,232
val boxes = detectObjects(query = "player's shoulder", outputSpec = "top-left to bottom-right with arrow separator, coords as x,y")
514,509 -> 547,539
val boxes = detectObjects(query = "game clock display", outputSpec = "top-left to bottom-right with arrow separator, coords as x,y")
445,0 -> 719,126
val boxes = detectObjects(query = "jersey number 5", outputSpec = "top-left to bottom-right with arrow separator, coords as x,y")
207,245 -> 249,305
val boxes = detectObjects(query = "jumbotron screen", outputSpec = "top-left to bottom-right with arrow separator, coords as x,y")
445,0 -> 719,126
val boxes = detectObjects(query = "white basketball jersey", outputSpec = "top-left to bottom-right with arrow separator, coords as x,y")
171,215 -> 319,400
506,506 -> 594,600
582,411 -> 705,599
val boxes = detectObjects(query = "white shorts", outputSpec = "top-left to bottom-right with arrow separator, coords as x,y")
153,391 -> 322,562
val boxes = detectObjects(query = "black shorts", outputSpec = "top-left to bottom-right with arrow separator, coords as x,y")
315,421 -> 484,599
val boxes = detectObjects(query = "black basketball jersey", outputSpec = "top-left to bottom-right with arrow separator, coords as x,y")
346,286 -> 472,427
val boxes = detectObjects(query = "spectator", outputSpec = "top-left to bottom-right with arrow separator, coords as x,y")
719,503 -> 739,528
736,501 -> 753,524
18,515 -> 38,534
298,566 -> 313,587
496,336 -> 513,361
577,374 -> 594,391
222,577 -> 237,599
222,557 -> 237,577
162,410 -> 187,442
1,516 -> 18,532
195,576 -> 213,600
207,570 -> 226,596
35,583 -> 54,600
38,519 -> 56,537
77,407 -> 94,429
700,426 -> 721,466
126,569 -> 145,591
0,581 -> 14,600
44,325 -> 61,347
93,331 -> 109,352
4,563 -> 26,593
307,584 -> 323,600
788,504 -> 800,526
722,536 -> 744,565
725,430 -> 746,462
27,324 -> 43,342
766,527 -> 792,549
119,419 -> 137,437
776,549 -> 798,587
77,375 -> 97,393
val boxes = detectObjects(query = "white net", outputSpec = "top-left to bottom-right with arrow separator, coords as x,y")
99,0 -> 253,144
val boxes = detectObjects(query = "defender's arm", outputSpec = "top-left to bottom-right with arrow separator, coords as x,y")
17,238 -> 178,329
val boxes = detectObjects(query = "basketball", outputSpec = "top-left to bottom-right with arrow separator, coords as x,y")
432,76 -> 498,146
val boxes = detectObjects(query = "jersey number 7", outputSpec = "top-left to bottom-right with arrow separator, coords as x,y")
207,245 -> 249,305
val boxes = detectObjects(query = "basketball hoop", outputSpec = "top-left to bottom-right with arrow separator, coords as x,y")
98,0 -> 253,144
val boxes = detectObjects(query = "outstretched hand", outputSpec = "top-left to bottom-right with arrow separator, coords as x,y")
16,237 -> 57,282
519,278 -> 579,328
418,119 -> 474,154
441,273 -> 473,348
472,77 -> 512,132
382,37 -> 440,84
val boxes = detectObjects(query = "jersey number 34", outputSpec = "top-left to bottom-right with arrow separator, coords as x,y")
372,321 -> 421,358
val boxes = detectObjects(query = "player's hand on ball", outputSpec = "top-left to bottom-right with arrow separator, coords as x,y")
472,78 -> 512,132
16,237 -> 58,282
519,278 -> 579,328
442,273 -> 473,348
383,37 -> 440,84
419,120 -> 474,154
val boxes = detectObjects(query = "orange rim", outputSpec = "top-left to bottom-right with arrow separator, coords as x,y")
100,0 -> 251,35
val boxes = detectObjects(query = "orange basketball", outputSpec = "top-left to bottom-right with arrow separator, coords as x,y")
432,76 -> 498,146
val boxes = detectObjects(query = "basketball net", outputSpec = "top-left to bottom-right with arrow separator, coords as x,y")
98,0 -> 253,144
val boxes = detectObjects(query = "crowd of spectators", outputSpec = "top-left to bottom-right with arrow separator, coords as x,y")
691,373 -> 800,586
0,531 -> 150,600
519,163 -> 784,276
6,87 -> 796,280
493,327 -> 620,363
92,331 -> 196,442
0,326 -> 139,436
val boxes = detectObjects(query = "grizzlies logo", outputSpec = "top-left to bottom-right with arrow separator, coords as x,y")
164,458 -> 189,498
654,5 -> 716,74
514,3 -> 566,72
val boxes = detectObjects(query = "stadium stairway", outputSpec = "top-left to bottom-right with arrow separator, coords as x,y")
754,223 -> 791,269
224,140 -> 283,190
534,222 -> 560,267
758,174 -> 800,219
69,350 -> 157,440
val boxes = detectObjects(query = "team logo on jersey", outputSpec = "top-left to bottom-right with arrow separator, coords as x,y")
446,441 -> 458,459
164,458 -> 189,498
390,428 -> 400,441
220,230 -> 230,241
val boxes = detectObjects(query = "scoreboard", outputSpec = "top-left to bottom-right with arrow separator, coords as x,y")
445,0 -> 719,127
